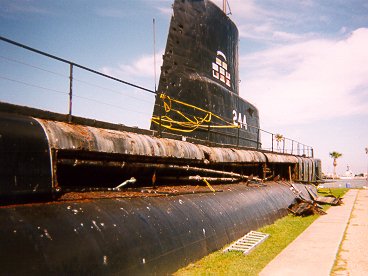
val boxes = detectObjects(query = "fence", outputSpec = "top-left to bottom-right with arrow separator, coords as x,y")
0,36 -> 313,157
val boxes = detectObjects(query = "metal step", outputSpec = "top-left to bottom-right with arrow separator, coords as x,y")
223,231 -> 269,255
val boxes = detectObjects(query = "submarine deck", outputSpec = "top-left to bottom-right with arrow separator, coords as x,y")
59,181 -> 270,200
1,181 -> 285,207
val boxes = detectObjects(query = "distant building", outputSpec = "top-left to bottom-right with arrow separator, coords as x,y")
340,165 -> 354,179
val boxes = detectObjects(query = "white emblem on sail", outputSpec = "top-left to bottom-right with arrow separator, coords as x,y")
212,50 -> 231,87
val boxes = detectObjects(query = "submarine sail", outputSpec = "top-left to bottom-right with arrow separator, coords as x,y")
151,0 -> 260,148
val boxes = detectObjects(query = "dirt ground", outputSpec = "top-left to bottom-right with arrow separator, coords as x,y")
58,181 -> 270,201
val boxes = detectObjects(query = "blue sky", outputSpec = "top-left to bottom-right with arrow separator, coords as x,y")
1,0 -> 368,175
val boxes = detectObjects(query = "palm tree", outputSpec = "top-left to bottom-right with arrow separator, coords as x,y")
329,151 -> 342,179
275,134 -> 284,152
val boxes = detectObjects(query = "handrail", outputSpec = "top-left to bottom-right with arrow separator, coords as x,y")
0,36 -> 314,158
0,36 -> 155,94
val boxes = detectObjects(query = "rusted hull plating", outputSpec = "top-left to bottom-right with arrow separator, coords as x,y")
0,113 -> 321,196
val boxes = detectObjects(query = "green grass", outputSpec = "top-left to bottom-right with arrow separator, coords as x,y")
317,187 -> 347,199
174,188 -> 348,276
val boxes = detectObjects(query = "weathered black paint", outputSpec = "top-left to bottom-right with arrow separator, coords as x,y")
0,112 -> 52,197
151,0 -> 260,147
0,183 -> 295,274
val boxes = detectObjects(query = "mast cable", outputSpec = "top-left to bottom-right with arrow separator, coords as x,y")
226,0 -> 232,15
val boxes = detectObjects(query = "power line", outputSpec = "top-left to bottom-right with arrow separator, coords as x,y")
73,94 -> 153,116
0,75 -> 68,95
0,75 -> 152,116
0,54 -> 154,104
73,77 -> 154,104
0,35 -> 156,95
0,55 -> 67,79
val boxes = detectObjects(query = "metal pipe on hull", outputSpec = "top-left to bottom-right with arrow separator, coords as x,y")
0,183 -> 296,274
0,112 -> 321,195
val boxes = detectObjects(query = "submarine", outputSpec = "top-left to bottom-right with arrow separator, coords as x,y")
0,0 -> 321,274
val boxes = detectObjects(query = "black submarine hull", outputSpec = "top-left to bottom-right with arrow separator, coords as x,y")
0,112 -> 52,197
0,183 -> 306,274
0,106 -> 320,274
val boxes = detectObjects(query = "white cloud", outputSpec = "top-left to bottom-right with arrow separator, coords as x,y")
101,50 -> 164,82
94,8 -> 124,18
238,24 -> 310,43
212,0 -> 319,44
240,28 -> 368,127
157,7 -> 172,16
272,31 -> 304,42
339,26 -> 348,34
0,0 -> 51,17
212,0 -> 277,20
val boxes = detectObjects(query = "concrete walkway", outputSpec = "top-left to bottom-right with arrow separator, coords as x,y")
260,189 -> 368,276
333,189 -> 368,275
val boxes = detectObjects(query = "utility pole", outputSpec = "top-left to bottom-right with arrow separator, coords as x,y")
365,147 -> 368,180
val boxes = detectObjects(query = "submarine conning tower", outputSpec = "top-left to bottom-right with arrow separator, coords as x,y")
151,0 -> 260,148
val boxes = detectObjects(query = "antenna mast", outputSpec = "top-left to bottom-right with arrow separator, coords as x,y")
153,18 -> 157,93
